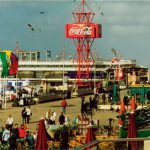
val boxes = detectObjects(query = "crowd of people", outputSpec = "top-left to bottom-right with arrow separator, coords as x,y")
44,98 -> 70,127
1,95 -> 112,149
0,105 -> 37,149
0,98 -> 78,149
0,123 -> 37,149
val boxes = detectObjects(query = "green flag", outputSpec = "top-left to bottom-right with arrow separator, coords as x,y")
0,52 -> 9,77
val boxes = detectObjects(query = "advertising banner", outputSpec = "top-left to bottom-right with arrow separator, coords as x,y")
66,23 -> 101,38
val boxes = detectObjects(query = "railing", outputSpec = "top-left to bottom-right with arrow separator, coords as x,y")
74,138 -> 150,150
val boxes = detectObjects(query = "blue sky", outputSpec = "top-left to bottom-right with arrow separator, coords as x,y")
0,0 -> 150,66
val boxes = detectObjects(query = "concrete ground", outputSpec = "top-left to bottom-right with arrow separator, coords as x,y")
0,95 -> 119,133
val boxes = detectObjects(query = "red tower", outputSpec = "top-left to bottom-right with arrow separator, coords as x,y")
66,0 -> 101,87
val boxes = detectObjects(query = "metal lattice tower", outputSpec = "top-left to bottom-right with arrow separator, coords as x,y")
66,0 -> 101,87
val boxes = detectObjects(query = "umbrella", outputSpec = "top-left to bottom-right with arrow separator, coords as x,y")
130,97 -> 136,111
120,99 -> 126,113
140,84 -> 145,106
128,112 -> 138,150
35,119 -> 48,150
118,100 -> 126,126
85,125 -> 96,150
112,83 -> 118,104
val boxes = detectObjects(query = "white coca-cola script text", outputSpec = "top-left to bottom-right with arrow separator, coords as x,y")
69,26 -> 92,36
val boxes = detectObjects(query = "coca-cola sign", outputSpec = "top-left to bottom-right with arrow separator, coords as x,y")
66,23 -> 101,38
69,26 -> 92,36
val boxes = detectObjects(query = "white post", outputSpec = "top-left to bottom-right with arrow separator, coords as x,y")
4,77 -> 7,109
2,77 -> 7,109
16,73 -> 18,106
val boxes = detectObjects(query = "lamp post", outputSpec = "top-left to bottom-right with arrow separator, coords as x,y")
94,61 -> 96,94
62,46 -> 66,97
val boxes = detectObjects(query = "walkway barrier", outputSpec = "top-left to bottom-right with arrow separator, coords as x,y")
74,137 -> 150,150
97,105 -> 145,110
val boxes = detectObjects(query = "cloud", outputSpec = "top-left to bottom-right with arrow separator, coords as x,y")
90,1 -> 150,35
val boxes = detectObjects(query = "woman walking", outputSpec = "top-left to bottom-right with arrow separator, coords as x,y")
22,107 -> 27,124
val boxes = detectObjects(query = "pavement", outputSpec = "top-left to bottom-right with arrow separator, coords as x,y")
0,95 -> 119,133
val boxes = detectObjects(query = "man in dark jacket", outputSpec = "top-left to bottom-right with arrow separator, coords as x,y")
59,112 -> 65,125
22,107 -> 27,124
9,132 -> 17,150
12,124 -> 19,139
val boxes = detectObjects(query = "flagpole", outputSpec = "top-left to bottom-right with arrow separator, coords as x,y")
2,77 -> 7,110
16,73 -> 18,106
2,78 -> 5,109
4,76 -> 7,109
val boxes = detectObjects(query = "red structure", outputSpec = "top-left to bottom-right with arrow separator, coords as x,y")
66,0 -> 101,86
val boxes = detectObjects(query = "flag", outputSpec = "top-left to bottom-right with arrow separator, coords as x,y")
9,53 -> 18,75
0,51 -> 18,77
4,50 -> 11,65
0,52 -> 9,77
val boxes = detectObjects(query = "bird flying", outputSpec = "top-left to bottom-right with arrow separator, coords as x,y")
27,24 -> 34,31
40,11 -> 46,14
98,7 -> 104,16
111,48 -> 117,56
100,12 -> 104,16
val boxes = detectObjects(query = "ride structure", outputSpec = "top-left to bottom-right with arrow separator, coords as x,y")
66,0 -> 101,87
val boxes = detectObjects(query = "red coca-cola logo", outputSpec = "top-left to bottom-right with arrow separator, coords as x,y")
66,23 -> 101,38
69,26 -> 92,36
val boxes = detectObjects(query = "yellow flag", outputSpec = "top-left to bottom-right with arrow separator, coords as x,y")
3,50 -> 11,64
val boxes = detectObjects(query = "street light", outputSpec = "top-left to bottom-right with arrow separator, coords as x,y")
94,61 -> 96,94
62,46 -> 66,97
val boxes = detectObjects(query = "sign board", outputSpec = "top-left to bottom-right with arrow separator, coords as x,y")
66,23 -> 101,38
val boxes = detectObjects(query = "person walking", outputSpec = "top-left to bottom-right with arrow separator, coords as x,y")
6,115 -> 13,131
61,98 -> 67,114
19,124 -> 26,139
22,107 -> 27,124
2,125 -> 10,145
59,112 -> 65,125
26,106 -> 32,124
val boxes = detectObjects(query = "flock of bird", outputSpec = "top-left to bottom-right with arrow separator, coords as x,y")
27,4 -> 104,32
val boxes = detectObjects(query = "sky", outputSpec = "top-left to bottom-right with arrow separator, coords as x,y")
0,0 -> 150,67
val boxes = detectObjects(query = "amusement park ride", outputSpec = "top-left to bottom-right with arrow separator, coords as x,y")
66,0 -> 101,87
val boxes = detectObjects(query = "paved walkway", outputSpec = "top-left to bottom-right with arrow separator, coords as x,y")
0,95 -> 119,132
